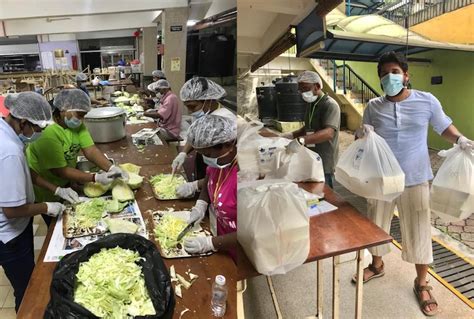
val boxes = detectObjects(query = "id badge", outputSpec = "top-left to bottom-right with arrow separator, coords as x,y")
209,205 -> 218,236
306,130 -> 316,148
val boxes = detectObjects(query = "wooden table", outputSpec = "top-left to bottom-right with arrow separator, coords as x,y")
17,124 -> 237,319
237,182 -> 392,319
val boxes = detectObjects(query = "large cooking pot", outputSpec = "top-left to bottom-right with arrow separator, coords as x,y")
84,107 -> 126,143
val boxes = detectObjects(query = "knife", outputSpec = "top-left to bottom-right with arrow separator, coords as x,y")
177,222 -> 194,241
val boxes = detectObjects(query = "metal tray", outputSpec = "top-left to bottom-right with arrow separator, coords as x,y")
152,210 -> 212,259
150,173 -> 187,200
62,206 -> 108,239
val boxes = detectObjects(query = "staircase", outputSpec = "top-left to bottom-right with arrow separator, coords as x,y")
310,59 -> 380,130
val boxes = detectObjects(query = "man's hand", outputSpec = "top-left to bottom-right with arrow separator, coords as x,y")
45,202 -> 66,217
54,187 -> 80,204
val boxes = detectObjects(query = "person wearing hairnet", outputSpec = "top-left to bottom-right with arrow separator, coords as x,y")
143,79 -> 182,141
0,92 -> 66,312
140,70 -> 167,108
26,89 -> 128,226
73,72 -> 107,106
152,70 -> 166,81
173,77 -> 236,198
282,70 -> 341,188
182,115 -> 237,257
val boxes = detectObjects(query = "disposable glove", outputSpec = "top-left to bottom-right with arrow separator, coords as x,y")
176,180 -> 200,198
187,199 -> 208,225
172,152 -> 187,171
457,136 -> 473,150
54,187 -> 80,204
95,172 -> 116,185
45,202 -> 66,217
108,165 -> 129,182
184,236 -> 216,254
354,124 -> 374,139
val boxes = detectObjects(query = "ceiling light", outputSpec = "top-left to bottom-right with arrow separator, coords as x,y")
187,20 -> 198,27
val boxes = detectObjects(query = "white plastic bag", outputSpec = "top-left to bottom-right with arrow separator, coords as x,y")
266,147 -> 325,182
237,119 -> 267,177
335,125 -> 405,201
237,180 -> 310,276
430,146 -> 474,222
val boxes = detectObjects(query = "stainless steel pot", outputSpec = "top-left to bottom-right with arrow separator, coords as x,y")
84,107 -> 126,143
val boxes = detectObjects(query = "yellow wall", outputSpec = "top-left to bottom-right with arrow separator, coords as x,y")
410,4 -> 474,44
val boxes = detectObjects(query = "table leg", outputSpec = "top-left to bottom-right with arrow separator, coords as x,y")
316,259 -> 323,318
355,250 -> 364,319
266,276 -> 283,319
332,256 -> 340,319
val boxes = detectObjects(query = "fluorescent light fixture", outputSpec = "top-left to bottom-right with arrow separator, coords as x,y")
187,20 -> 198,27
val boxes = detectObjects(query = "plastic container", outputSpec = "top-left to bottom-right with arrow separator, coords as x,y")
211,275 -> 228,317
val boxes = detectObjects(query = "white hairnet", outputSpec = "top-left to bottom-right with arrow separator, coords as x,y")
156,79 -> 170,89
187,114 -> 237,149
53,89 -> 91,112
76,72 -> 88,82
180,77 -> 226,102
5,92 -> 53,128
152,70 -> 166,79
297,71 -> 323,88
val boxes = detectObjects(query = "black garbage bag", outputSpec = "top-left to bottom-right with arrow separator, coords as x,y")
44,233 -> 175,319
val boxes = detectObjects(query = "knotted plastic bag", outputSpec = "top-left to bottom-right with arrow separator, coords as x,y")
237,180 -> 310,275
430,145 -> 474,222
335,125 -> 405,201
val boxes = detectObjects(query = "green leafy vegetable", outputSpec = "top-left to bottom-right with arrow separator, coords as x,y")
112,180 -> 134,202
106,199 -> 128,213
127,173 -> 144,190
83,182 -> 111,198
105,218 -> 138,234
154,214 -> 188,250
73,198 -> 107,229
74,247 -> 155,318
150,174 -> 186,199
119,163 -> 141,174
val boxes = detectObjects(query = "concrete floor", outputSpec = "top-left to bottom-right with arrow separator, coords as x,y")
242,248 -> 473,318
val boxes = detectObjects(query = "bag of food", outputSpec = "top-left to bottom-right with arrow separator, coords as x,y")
430,145 -> 474,222
44,234 -> 174,319
266,146 -> 325,182
335,125 -> 405,201
237,180 -> 310,275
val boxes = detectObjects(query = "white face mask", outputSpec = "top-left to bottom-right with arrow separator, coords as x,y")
301,90 -> 318,103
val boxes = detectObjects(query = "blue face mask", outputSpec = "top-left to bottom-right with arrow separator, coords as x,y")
202,149 -> 234,169
381,73 -> 405,97
65,116 -> 82,129
192,110 -> 206,119
19,131 -> 42,144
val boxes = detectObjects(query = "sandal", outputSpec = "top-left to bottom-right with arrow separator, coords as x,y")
413,279 -> 439,316
351,262 -> 384,284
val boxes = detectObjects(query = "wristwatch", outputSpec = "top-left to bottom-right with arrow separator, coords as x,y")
297,137 -> 305,145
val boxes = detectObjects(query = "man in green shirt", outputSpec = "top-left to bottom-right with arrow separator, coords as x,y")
27,89 -> 128,225
283,71 -> 341,188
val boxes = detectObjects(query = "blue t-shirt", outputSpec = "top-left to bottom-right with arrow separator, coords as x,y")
363,90 -> 452,186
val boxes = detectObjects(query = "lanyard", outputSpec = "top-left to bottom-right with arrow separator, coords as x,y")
213,159 -> 237,206
307,94 -> 325,125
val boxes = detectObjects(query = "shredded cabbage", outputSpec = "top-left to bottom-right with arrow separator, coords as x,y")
74,247 -> 155,318
154,215 -> 188,250
150,174 -> 186,199
73,198 -> 107,229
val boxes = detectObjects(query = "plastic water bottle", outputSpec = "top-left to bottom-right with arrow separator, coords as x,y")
211,275 -> 228,317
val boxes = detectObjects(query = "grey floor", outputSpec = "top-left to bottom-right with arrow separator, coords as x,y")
243,248 -> 473,319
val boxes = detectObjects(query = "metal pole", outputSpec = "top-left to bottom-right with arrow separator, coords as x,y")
343,61 -> 346,94
355,250 -> 364,319
317,260 -> 323,318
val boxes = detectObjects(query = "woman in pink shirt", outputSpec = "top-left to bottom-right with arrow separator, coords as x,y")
183,114 -> 237,258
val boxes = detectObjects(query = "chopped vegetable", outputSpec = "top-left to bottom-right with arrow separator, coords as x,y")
74,247 -> 155,318
154,215 -> 189,250
179,308 -> 190,318
83,182 -> 111,198
128,173 -> 144,189
105,218 -> 138,234
112,180 -> 134,202
106,199 -> 128,213
176,274 -> 192,290
119,163 -> 141,174
175,284 -> 182,298
150,174 -> 186,199
113,91 -> 123,96
114,96 -> 130,102
170,265 -> 176,278
72,198 -> 107,229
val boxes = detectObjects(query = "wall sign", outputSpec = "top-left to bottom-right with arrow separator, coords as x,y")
170,25 -> 183,32
171,57 -> 181,72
